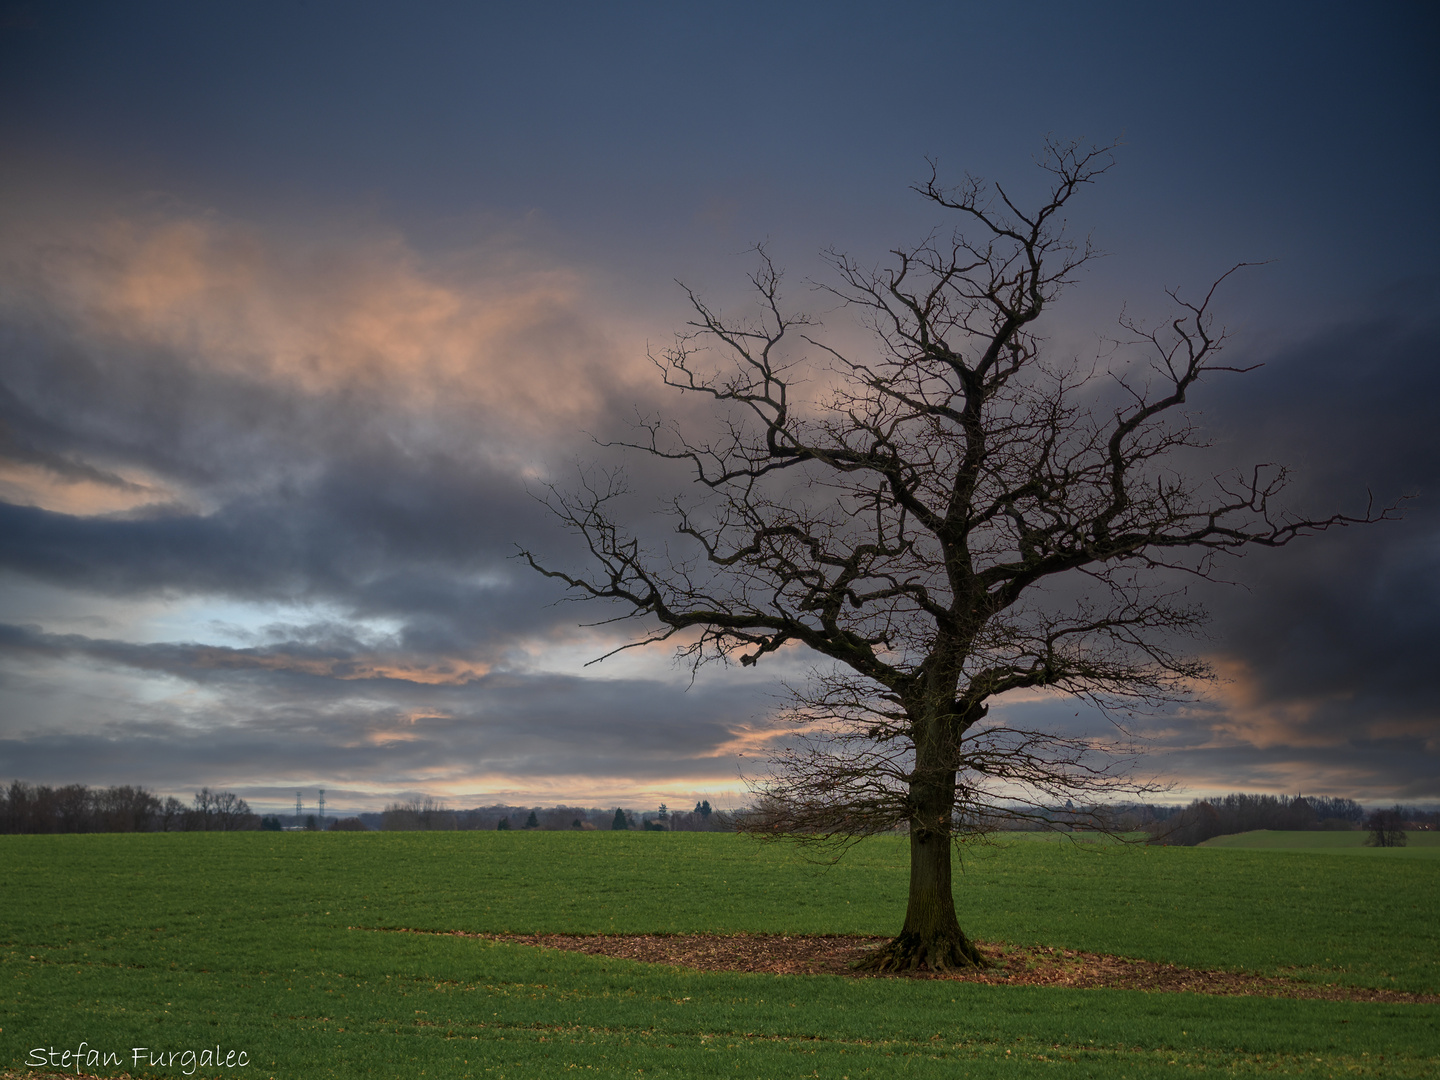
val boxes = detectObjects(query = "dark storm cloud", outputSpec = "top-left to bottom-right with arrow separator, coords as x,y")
1202,294 -> 1440,693
0,467 -> 608,666
1114,287 -> 1440,794
0,616 -> 779,800
0,468 -> 562,637
0,618 -> 774,747
1157,737 -> 1440,803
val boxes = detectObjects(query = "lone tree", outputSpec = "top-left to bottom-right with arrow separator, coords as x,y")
1364,807 -> 1407,848
524,141 -> 1379,971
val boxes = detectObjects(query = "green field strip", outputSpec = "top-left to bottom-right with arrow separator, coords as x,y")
6,935 -> 1438,1078
2,831 -> 1437,990
1199,830 -> 1440,851
3,832 -> 1437,1078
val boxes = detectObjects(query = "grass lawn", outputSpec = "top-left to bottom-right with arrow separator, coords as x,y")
2,831 -> 1436,1078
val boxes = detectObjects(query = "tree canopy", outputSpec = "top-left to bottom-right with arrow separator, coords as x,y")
524,141 -> 1381,970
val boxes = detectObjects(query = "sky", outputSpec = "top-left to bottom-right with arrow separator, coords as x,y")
0,1 -> 1436,815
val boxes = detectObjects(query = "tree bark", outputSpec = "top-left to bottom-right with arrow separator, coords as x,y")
854,707 -> 988,972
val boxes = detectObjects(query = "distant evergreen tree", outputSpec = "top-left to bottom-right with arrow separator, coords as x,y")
525,810 -> 539,829
261,815 -> 283,831
611,808 -> 629,830
698,800 -> 712,818
497,817 -> 510,830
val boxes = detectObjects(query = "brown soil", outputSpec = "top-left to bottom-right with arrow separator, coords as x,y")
384,928 -> 1438,1004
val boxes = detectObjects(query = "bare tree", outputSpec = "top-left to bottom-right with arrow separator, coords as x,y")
1364,807 -> 1407,848
157,795 -> 186,832
382,797 -> 456,831
209,791 -> 254,830
191,787 -> 218,830
191,788 -> 253,830
95,785 -> 161,832
522,141 -> 1383,971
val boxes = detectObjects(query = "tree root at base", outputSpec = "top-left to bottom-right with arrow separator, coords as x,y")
850,930 -> 990,973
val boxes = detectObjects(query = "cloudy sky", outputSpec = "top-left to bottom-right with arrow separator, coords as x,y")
1,2 -> 1435,815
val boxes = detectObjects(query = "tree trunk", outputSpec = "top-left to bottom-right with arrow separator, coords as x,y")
854,706 -> 987,973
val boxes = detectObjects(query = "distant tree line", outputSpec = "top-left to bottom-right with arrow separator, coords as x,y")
260,814 -> 368,831
371,799 -> 726,832
1140,793 -> 1436,846
366,794 -> 1434,840
730,792 -> 1435,847
18,782 -> 1420,844
975,801 -> 1182,833
1,782 -> 257,833
0,784 -> 731,834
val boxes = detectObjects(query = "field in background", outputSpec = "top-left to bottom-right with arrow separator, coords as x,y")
2,831 -> 1437,1078
1199,829 -> 1440,853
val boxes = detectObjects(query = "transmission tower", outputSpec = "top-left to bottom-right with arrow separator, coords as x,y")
318,789 -> 326,822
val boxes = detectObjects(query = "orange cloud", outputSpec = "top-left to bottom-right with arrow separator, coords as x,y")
429,773 -> 750,808
188,646 -> 490,685
1194,655 -> 1353,749
0,459 -> 180,516
3,209 -> 659,495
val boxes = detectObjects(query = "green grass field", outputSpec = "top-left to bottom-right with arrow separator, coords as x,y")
2,831 -> 1436,1078
1199,830 -> 1440,853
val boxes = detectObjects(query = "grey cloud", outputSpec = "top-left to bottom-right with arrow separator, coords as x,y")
0,221 -> 662,660
0,656 -> 775,798
1185,292 -> 1440,747
0,458 -> 580,639
1151,737 -> 1440,802
0,618 -> 776,761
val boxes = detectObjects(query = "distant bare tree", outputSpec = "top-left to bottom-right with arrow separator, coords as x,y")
191,788 -> 216,829
157,796 -> 186,832
421,799 -> 457,830
382,798 -> 455,830
190,788 -> 254,830
382,800 -> 422,830
524,141 -> 1384,971
52,784 -> 91,832
541,806 -> 592,830
1365,807 -> 1407,848
211,791 -> 254,830
94,785 -> 161,832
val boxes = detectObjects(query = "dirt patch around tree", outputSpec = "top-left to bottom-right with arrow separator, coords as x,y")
376,928 -> 1437,1004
